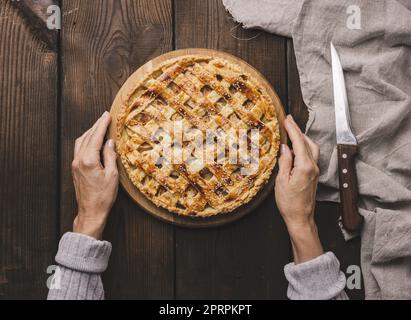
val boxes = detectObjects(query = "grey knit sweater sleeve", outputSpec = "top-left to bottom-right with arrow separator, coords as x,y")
48,233 -> 347,300
47,232 -> 112,300
284,252 -> 349,300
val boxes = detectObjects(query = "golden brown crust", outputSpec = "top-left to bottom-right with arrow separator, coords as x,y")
117,55 -> 280,217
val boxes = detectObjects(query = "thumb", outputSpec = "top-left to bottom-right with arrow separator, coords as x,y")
103,139 -> 118,174
278,144 -> 293,178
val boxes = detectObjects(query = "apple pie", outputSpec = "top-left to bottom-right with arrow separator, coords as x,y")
117,55 -> 280,217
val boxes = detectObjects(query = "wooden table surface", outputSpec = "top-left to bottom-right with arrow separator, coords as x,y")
0,0 -> 363,300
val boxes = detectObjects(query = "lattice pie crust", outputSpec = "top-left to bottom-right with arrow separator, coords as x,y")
117,55 -> 280,217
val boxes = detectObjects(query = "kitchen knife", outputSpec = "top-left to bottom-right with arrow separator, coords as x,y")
330,42 -> 363,232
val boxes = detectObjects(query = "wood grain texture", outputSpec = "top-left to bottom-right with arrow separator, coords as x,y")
286,40 -> 308,130
315,202 -> 364,300
173,0 -> 290,299
0,0 -> 365,300
337,144 -> 363,231
0,0 -> 58,299
10,0 -> 58,51
108,48 -> 287,228
60,0 -> 174,299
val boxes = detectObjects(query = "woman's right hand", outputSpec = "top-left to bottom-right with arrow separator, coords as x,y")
71,112 -> 119,240
275,115 -> 324,264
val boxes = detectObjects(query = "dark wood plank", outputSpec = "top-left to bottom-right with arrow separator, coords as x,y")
10,0 -> 58,52
286,40 -> 308,130
315,202 -> 364,300
173,0 -> 290,299
11,0 -> 56,23
287,40 -> 364,299
60,0 -> 175,299
0,0 -> 58,299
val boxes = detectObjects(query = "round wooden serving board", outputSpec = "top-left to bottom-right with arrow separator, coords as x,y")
108,48 -> 287,228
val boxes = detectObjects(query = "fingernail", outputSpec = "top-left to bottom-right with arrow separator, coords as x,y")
108,139 -> 115,149
287,114 -> 294,121
102,111 -> 109,118
280,144 -> 287,155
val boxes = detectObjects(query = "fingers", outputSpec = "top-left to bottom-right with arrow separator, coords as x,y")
283,115 -> 311,166
87,111 -> 112,151
81,115 -> 104,150
103,139 -> 118,175
277,144 -> 293,179
283,115 -> 321,179
74,128 -> 91,157
74,112 -> 113,170
304,135 -> 320,163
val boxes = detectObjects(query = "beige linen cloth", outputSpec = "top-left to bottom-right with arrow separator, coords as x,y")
223,0 -> 411,299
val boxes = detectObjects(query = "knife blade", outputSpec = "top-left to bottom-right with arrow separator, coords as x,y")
330,42 -> 363,232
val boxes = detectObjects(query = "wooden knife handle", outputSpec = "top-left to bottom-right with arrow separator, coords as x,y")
337,144 -> 363,232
